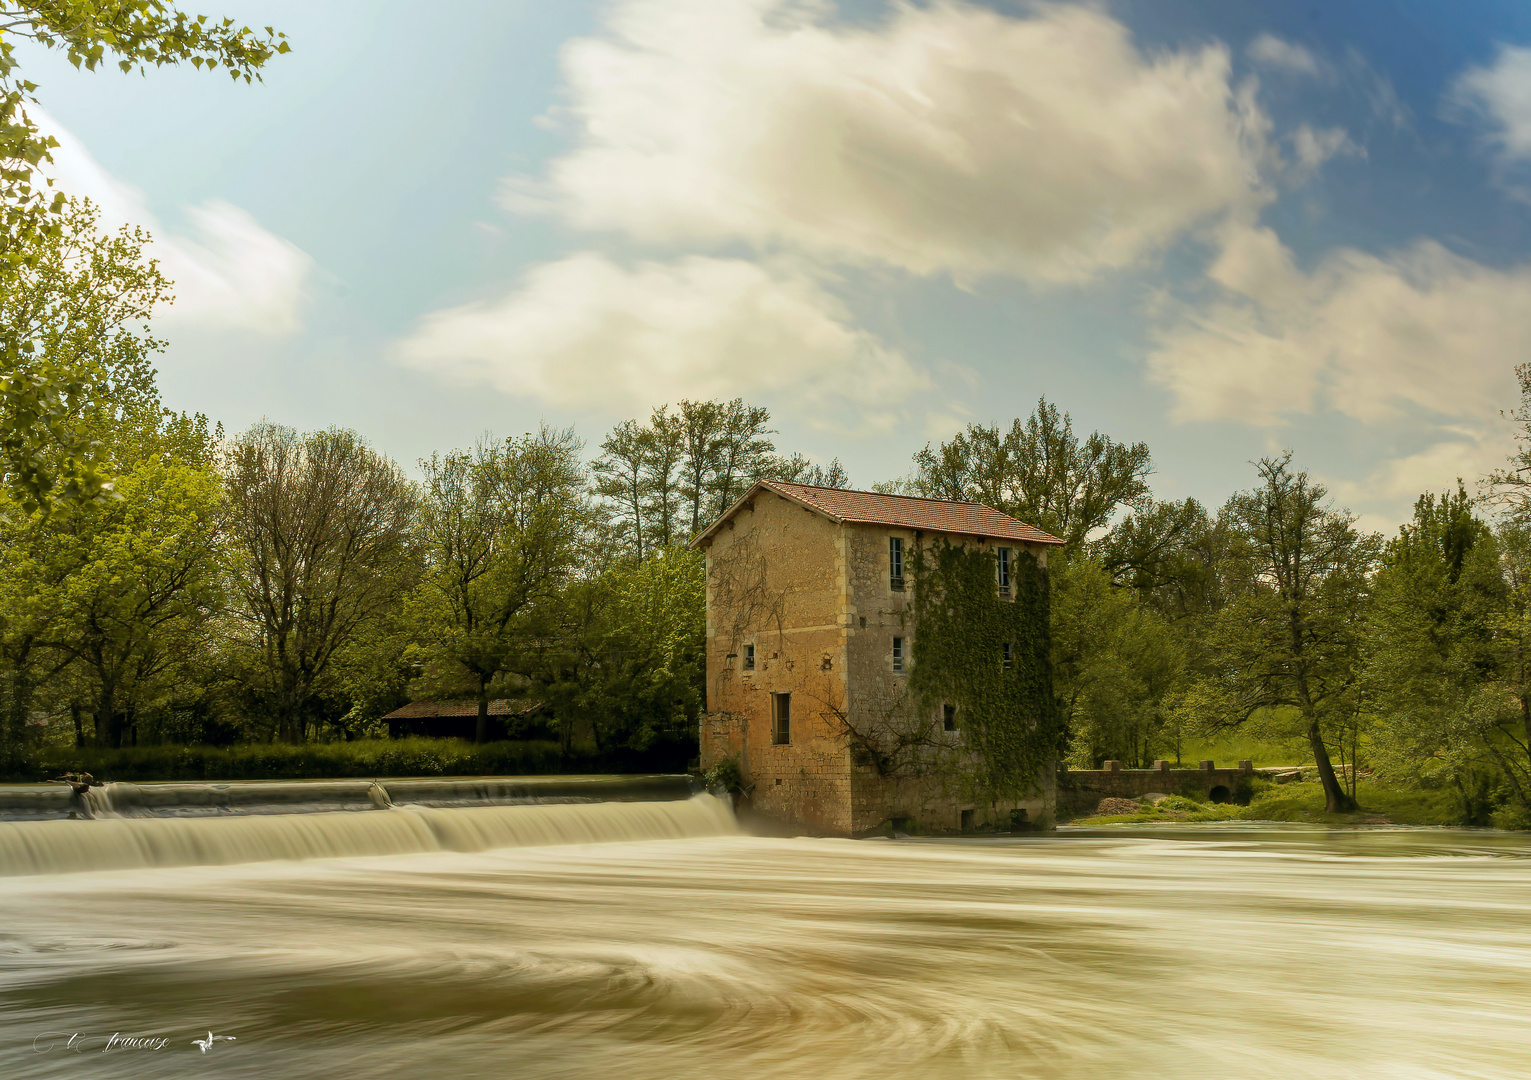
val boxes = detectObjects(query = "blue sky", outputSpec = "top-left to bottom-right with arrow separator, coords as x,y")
23,0 -> 1531,529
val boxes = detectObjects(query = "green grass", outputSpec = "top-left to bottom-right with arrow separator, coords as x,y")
0,737 -> 687,783
1238,779 -> 1463,825
1070,778 -> 1468,827
1166,732 -> 1311,769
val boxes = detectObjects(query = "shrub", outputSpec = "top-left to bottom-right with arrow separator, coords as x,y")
1155,795 -> 1204,812
1492,803 -> 1531,832
702,754 -> 744,796
0,737 -> 672,783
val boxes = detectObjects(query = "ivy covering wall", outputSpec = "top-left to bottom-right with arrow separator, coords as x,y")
908,540 -> 1063,802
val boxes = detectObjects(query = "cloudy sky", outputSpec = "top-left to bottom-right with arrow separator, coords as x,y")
24,0 -> 1531,529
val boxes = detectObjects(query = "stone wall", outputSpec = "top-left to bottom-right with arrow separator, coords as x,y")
1056,760 -> 1257,817
700,489 -> 854,834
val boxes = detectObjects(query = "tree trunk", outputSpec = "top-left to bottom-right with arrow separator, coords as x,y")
475,677 -> 489,745
94,682 -> 114,748
7,664 -> 29,754
1522,687 -> 1531,791
1306,718 -> 1355,812
71,703 -> 84,749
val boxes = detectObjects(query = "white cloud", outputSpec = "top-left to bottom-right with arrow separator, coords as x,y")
1453,45 -> 1531,162
1150,227 -> 1531,481
1248,34 -> 1322,77
394,253 -> 929,426
525,0 -> 1275,283
1325,431 -> 1511,521
1289,124 -> 1357,178
37,112 -> 312,333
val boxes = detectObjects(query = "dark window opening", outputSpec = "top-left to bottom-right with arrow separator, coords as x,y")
943,704 -> 958,732
889,536 -> 904,589
892,636 -> 904,673
1002,641 -> 1013,670
997,547 -> 1011,595
743,644 -> 755,671
960,808 -> 975,832
772,693 -> 792,745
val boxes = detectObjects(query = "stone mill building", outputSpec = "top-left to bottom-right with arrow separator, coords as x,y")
692,480 -> 1064,836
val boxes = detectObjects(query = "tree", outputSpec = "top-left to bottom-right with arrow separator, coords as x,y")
223,423 -> 418,743
592,399 -> 779,558
0,199 -> 180,756
1051,556 -> 1187,768
0,199 -> 165,514
1365,486 -> 1507,821
416,427 -> 587,743
774,453 -> 851,489
1190,454 -> 1379,812
0,3 -> 287,510
538,543 -> 705,762
908,397 -> 1153,548
46,413 -> 224,747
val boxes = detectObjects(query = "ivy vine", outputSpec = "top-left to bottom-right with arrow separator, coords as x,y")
908,539 -> 1063,803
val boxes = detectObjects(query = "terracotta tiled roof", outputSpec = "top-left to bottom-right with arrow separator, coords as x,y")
382,700 -> 538,720
695,480 -> 1065,546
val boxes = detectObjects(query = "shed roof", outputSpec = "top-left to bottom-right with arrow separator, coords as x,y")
693,480 -> 1065,546
382,700 -> 537,720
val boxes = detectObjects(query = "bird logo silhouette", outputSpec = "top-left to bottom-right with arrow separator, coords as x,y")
191,1032 -> 236,1054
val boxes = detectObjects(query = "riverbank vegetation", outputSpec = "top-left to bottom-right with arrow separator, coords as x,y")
6,201 -> 1531,825
1071,778 -> 1470,828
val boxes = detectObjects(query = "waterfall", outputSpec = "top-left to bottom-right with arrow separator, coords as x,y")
0,794 -> 738,876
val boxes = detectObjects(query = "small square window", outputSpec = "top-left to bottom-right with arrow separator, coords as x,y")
889,536 -> 904,589
943,704 -> 958,732
997,547 -> 1011,595
892,636 -> 904,673
771,693 -> 791,745
743,644 -> 755,671
1002,641 -> 1013,670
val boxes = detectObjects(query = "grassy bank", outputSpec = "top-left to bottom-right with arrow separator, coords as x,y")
0,737 -> 694,783
1070,779 -> 1471,827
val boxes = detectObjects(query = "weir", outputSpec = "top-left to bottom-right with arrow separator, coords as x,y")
0,780 -> 736,876
0,773 -> 697,821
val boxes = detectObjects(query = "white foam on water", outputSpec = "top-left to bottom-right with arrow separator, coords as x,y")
0,794 -> 738,875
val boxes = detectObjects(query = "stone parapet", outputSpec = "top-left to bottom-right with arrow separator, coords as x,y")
1056,761 -> 1256,816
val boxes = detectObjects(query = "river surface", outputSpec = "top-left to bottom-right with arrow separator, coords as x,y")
3,810 -> 1530,1079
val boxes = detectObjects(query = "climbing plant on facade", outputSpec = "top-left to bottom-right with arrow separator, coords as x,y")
908,539 -> 1062,804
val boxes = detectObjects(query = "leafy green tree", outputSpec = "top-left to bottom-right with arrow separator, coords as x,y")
1051,556 -> 1187,768
1189,454 -> 1379,812
0,199 -> 184,755
0,3 -> 287,510
540,543 -> 705,761
416,427 -> 588,743
46,413 -> 224,747
0,199 -> 165,513
593,399 -> 782,557
222,423 -> 418,743
908,397 -> 1153,548
1364,486 -> 1507,820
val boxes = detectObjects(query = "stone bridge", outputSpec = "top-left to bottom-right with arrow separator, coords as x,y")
1057,760 -> 1259,818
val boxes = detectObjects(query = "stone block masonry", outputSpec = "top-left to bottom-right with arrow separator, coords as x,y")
1056,760 -> 1260,817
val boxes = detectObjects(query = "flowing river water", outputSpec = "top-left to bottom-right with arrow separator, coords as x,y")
3,794 -> 1531,1079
